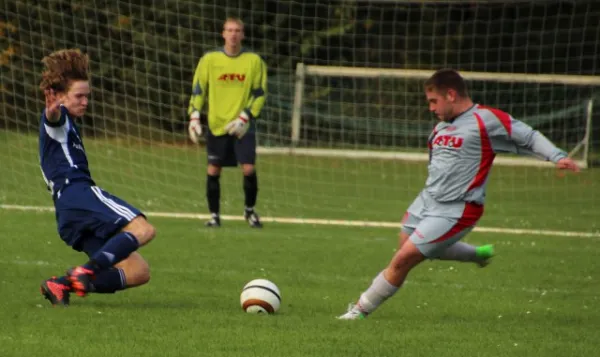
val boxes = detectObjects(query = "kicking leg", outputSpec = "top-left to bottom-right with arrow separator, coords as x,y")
438,242 -> 494,267
338,239 -> 425,320
336,212 -> 418,317
338,212 -> 482,320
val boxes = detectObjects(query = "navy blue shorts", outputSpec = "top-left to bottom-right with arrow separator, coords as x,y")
206,124 -> 256,167
54,183 -> 143,256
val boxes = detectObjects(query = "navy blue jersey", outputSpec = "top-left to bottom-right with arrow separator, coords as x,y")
39,106 -> 94,196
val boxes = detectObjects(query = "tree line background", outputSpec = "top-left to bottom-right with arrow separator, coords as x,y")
1,0 -> 599,152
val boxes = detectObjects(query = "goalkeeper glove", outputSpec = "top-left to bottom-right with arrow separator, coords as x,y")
225,110 -> 251,138
188,111 -> 203,144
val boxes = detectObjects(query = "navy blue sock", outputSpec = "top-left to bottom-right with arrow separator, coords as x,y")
90,268 -> 126,294
84,232 -> 139,272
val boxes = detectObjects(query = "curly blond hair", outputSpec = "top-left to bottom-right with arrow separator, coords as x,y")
39,49 -> 89,92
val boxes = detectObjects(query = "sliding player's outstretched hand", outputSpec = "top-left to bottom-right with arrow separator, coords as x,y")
225,110 -> 250,138
556,157 -> 580,172
188,111 -> 203,144
44,89 -> 62,122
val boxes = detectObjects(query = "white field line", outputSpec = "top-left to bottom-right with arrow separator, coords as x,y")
1,204 -> 599,239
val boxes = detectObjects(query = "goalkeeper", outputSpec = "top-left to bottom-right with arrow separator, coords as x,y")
187,17 -> 267,228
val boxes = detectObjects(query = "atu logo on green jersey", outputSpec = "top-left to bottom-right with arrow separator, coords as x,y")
217,73 -> 246,82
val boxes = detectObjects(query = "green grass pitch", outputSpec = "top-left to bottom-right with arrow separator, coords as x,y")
0,130 -> 599,356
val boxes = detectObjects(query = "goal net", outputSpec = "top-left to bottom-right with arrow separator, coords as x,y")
1,0 -> 599,234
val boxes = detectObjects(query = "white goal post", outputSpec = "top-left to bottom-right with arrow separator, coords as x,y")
260,63 -> 599,169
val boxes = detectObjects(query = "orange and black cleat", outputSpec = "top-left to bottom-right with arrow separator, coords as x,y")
40,277 -> 71,306
67,266 -> 95,297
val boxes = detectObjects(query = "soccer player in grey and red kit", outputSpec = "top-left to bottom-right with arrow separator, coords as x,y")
338,68 -> 580,320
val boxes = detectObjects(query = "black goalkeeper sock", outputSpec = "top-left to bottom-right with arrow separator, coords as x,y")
206,174 -> 221,215
243,172 -> 258,209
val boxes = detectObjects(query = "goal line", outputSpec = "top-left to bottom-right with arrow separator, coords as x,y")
1,204 -> 598,239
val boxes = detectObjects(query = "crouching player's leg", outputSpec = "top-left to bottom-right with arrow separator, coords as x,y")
41,217 -> 155,305
338,204 -> 492,320
81,217 -> 154,294
40,185 -> 155,306
67,215 -> 155,297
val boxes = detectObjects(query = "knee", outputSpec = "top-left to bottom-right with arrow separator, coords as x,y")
208,165 -> 221,176
126,218 -> 156,246
389,244 -> 424,272
242,165 -> 255,176
139,222 -> 156,245
398,231 -> 410,249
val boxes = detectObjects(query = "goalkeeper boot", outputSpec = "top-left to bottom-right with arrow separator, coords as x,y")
244,209 -> 263,228
67,266 -> 95,297
337,303 -> 367,320
205,213 -> 221,228
40,276 -> 71,306
475,244 -> 494,268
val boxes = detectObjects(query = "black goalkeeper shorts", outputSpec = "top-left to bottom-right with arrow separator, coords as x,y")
206,128 -> 256,167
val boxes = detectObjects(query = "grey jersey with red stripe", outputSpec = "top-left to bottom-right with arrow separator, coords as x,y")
425,104 -> 567,204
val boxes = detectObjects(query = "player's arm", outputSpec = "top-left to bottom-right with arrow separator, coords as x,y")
43,89 -> 64,125
509,119 -> 567,163
187,55 -> 209,143
510,119 -> 579,171
244,57 -> 268,119
488,116 -> 579,171
187,55 -> 208,118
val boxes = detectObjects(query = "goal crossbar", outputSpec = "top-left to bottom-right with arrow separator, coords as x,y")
302,65 -> 600,86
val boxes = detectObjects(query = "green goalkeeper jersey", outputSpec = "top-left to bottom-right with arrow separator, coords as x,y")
188,48 -> 267,136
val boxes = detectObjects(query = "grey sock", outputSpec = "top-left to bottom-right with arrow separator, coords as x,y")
357,271 -> 399,314
438,242 -> 477,262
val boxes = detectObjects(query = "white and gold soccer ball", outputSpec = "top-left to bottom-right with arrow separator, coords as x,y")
240,279 -> 281,314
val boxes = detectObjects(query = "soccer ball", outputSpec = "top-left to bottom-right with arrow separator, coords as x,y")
240,279 -> 281,314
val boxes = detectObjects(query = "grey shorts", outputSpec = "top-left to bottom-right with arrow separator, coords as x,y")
400,191 -> 484,258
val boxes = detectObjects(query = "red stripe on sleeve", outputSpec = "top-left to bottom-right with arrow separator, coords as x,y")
477,105 -> 512,136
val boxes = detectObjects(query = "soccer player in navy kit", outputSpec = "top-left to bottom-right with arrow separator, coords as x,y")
38,49 -> 156,306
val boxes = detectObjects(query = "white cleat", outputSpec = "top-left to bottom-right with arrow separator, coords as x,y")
336,304 -> 367,320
